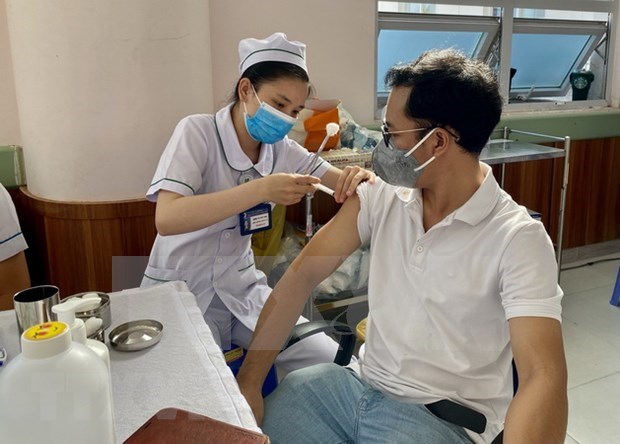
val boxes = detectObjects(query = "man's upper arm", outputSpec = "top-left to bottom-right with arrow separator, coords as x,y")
290,194 -> 362,287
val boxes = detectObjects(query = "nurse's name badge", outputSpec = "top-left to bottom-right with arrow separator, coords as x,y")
239,203 -> 272,236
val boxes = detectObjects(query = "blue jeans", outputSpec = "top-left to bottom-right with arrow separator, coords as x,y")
263,363 -> 473,444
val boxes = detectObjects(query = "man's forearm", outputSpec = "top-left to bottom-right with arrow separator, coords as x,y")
236,261 -> 316,389
503,371 -> 568,443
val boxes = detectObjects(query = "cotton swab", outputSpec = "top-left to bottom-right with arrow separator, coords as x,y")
304,122 -> 340,175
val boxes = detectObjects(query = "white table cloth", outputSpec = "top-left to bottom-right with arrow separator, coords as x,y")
0,281 -> 260,442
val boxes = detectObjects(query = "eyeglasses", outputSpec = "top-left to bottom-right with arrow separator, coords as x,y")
381,123 -> 431,149
381,122 -> 460,148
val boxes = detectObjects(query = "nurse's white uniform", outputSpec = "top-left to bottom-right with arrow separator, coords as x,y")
142,103 -> 339,370
0,184 -> 28,262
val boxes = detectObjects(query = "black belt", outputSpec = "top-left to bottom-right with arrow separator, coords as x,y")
426,400 -> 505,443
425,399 -> 487,434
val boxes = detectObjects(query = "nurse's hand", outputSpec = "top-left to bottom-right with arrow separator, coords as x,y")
259,173 -> 320,206
333,166 -> 375,204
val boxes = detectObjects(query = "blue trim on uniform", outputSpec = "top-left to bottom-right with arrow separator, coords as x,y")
213,113 -> 275,178
237,262 -> 255,272
149,178 -> 195,194
0,232 -> 23,245
310,159 -> 327,176
143,273 -> 172,283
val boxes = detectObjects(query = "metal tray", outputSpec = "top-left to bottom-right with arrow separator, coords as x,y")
108,320 -> 163,352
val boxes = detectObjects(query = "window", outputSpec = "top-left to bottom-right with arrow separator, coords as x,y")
509,18 -> 607,102
376,1 -> 615,114
377,13 -> 500,95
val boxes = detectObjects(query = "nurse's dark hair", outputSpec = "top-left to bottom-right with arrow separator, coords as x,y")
229,61 -> 312,103
384,49 -> 502,155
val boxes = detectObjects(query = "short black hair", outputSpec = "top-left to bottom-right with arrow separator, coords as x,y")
385,49 -> 502,155
229,61 -> 311,103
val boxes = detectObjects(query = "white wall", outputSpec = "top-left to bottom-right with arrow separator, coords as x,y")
5,0 -> 213,201
209,0 -> 377,124
0,0 -> 21,145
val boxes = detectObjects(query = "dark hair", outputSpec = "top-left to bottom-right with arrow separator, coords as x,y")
384,49 -> 502,155
229,61 -> 311,103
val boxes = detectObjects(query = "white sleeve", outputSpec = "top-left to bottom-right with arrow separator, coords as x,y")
146,115 -> 212,202
0,185 -> 28,262
283,137 -> 332,177
355,181 -> 374,245
500,221 -> 563,321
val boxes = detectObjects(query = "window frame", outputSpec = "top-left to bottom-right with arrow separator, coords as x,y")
508,18 -> 608,100
376,3 -> 616,116
377,12 -> 500,111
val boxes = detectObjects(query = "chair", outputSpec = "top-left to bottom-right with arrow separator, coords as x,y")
225,319 -> 356,397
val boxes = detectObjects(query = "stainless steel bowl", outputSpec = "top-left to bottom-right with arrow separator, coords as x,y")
108,320 -> 163,352
89,325 -> 106,342
68,291 -> 112,330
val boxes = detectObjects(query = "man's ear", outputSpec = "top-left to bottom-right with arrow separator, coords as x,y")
432,128 -> 452,158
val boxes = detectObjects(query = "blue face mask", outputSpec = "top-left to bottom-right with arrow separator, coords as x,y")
243,87 -> 296,144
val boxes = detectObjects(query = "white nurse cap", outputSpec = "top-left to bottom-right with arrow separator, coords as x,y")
238,32 -> 308,75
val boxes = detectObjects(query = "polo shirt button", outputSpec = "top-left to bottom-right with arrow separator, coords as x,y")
216,257 -> 223,264
224,233 -> 231,239
416,245 -> 424,253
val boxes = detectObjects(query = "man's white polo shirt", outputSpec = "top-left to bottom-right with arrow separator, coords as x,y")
354,163 -> 562,443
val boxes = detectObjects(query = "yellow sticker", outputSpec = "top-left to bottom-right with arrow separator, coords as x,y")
224,347 -> 244,363
24,321 -> 66,341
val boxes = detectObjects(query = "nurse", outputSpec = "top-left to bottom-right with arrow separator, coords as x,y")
0,183 -> 31,310
141,33 -> 372,370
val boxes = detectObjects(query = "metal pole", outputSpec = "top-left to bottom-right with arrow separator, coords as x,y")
303,192 -> 314,320
557,136 -> 571,278
508,128 -> 565,141
500,127 -> 510,188
304,193 -> 313,245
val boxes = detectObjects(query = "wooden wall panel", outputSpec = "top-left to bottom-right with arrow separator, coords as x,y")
14,187 -> 157,297
486,137 -> 620,249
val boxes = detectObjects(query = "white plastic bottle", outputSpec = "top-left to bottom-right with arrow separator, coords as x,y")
52,296 -> 111,369
0,321 -> 116,443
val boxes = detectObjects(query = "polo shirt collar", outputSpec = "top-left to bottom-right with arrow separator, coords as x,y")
394,186 -> 421,206
453,163 -> 500,226
215,104 -> 274,176
390,163 -> 500,226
